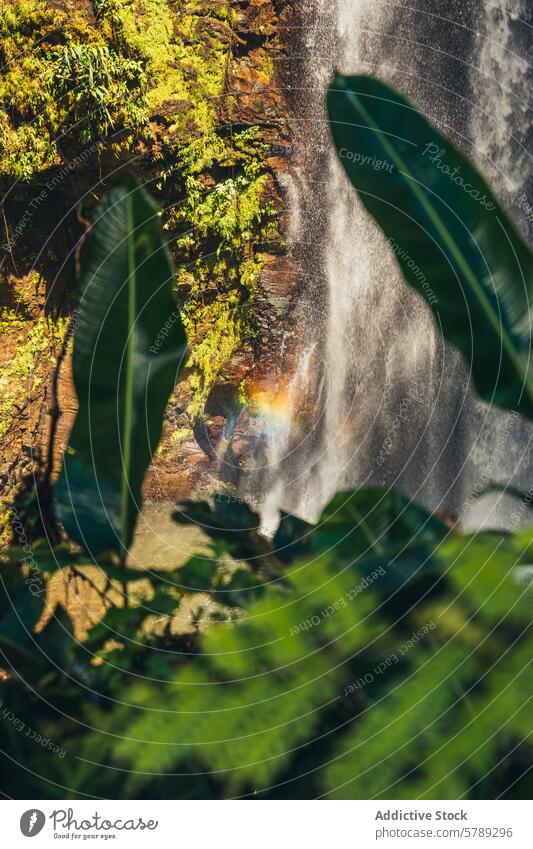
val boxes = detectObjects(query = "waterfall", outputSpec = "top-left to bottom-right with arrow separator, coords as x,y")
470,0 -> 532,206
464,0 -> 533,528
243,0 -> 533,530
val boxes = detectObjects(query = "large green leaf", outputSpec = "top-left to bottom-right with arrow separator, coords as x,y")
327,74 -> 533,418
56,174 -> 187,559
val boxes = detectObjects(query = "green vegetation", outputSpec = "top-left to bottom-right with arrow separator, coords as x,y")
0,313 -> 68,439
0,0 -> 146,178
53,43 -> 147,146
55,175 -> 187,558
0,0 -> 280,431
170,127 -> 277,416
0,311 -> 69,543
102,495 -> 533,799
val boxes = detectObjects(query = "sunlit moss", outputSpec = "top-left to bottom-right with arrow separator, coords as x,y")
0,0 -> 281,425
174,173 -> 271,250
238,379 -> 248,407
53,43 -> 147,145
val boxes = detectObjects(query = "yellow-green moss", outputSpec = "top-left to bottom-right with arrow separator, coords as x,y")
174,173 -> 271,250
238,379 -> 247,407
53,43 -> 147,145
165,129 -> 275,415
183,295 -> 245,419
95,0 -> 232,134
0,0 -> 147,179
1,0 -> 281,422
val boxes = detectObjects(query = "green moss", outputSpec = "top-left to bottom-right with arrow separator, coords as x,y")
163,124 -> 275,410
0,0 -> 282,423
94,0 -> 177,107
95,0 -> 231,132
0,0 -> 148,178
0,315 -> 69,439
239,256 -> 264,293
184,295 -> 246,419
172,427 -> 191,445
163,127 -> 275,415
0,308 -> 26,335
238,379 -> 248,407
174,173 -> 271,250
53,43 -> 147,146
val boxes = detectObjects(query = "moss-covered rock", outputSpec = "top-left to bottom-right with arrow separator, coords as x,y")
0,0 -> 292,529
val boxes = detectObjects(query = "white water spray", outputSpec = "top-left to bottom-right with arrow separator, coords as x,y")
250,0 -> 533,529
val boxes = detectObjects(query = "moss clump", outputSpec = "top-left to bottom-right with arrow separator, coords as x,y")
94,0 -> 233,135
98,4 -> 278,413
183,295 -> 248,419
0,0 -> 148,179
0,0 -> 282,455
53,43 -> 147,146
175,173 -> 272,249
0,312 -> 69,541
167,126 -> 276,414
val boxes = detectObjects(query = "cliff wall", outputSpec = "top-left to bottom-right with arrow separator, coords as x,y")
0,0 -> 297,540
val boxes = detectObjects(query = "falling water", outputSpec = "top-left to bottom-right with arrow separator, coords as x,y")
246,0 -> 533,529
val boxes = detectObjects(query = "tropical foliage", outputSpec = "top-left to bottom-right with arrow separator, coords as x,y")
0,79 -> 532,800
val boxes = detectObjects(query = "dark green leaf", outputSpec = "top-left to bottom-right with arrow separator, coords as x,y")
313,488 -> 449,561
177,556 -> 217,592
56,174 -> 187,559
0,565 -> 44,653
327,74 -> 533,418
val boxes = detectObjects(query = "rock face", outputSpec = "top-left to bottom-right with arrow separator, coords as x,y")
0,0 -> 298,539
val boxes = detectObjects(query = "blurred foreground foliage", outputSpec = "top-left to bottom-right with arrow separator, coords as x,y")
1,489 -> 532,799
